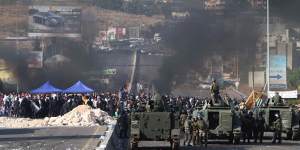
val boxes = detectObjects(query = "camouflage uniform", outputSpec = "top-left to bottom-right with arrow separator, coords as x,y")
272,115 -> 282,144
197,117 -> 208,146
210,81 -> 220,105
192,118 -> 199,145
272,93 -> 283,106
180,113 -> 187,132
184,117 -> 192,146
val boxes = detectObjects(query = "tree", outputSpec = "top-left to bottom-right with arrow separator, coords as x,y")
287,69 -> 300,89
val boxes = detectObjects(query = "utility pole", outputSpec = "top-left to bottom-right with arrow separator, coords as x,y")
266,0 -> 270,95
16,1 -> 20,93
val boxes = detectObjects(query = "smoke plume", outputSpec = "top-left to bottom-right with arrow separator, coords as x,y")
270,0 -> 300,23
0,38 -> 95,92
156,10 -> 260,93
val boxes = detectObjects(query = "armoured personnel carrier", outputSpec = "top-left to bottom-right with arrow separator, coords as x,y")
193,104 -> 241,144
244,91 -> 299,140
255,105 -> 299,140
129,93 -> 180,150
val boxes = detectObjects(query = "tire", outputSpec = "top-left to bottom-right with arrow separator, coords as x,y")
286,131 -> 293,140
233,134 -> 240,144
292,131 -> 297,140
229,133 -> 234,144
130,142 -> 138,150
203,131 -> 208,147
171,142 -> 179,150
130,138 -> 138,150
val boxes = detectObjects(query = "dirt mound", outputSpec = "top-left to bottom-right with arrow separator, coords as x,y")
0,105 -> 114,128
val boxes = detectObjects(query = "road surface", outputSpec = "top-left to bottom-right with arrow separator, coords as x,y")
0,126 -> 107,150
126,138 -> 300,150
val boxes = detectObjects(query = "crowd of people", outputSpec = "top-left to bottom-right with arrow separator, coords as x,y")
0,81 -> 299,146
0,92 -> 121,118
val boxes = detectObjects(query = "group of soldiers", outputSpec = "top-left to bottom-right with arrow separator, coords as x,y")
116,80 -> 287,144
181,113 -> 208,146
240,110 -> 282,144
211,79 -> 284,144
180,109 -> 283,146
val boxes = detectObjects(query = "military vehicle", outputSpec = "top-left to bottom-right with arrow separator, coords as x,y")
255,106 -> 299,140
243,90 -> 300,140
129,94 -> 180,150
193,104 -> 241,144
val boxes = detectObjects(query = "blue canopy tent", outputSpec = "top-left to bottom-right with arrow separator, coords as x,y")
64,81 -> 94,93
31,81 -> 62,94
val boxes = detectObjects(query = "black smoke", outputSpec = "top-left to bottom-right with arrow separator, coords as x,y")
0,37 -> 96,92
270,0 -> 300,23
156,10 -> 260,93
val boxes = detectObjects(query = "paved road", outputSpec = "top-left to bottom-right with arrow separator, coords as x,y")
127,138 -> 300,150
181,140 -> 300,150
0,126 -> 107,150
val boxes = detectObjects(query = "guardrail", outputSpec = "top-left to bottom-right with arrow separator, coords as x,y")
96,120 -> 118,150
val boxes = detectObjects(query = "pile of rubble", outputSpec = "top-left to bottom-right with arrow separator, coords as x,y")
0,105 -> 114,128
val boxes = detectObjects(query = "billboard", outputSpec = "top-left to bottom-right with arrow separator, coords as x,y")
25,51 -> 43,68
28,5 -> 81,38
102,68 -> 117,75
269,55 -> 287,89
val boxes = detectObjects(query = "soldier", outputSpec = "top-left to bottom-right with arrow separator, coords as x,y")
241,110 -> 248,143
255,112 -> 266,143
272,92 -> 283,106
192,117 -> 199,146
118,112 -> 128,138
272,114 -> 282,144
210,79 -> 220,105
246,111 -> 255,143
180,111 -> 188,132
183,116 -> 192,146
197,116 -> 208,147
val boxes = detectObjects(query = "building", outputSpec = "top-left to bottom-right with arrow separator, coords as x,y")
205,0 -> 226,10
248,0 -> 267,9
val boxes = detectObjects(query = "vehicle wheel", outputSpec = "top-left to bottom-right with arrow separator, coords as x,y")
292,131 -> 297,140
171,142 -> 179,150
229,133 -> 234,144
204,133 -> 208,148
130,142 -> 138,150
233,134 -> 240,144
286,131 -> 293,140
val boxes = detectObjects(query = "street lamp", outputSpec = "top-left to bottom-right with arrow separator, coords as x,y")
266,0 -> 270,95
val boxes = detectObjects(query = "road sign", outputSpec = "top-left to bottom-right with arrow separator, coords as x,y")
269,55 -> 287,89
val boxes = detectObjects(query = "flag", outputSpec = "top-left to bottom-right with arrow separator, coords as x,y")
245,91 -> 264,109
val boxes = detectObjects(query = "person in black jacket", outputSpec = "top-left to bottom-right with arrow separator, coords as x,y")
255,112 -> 266,143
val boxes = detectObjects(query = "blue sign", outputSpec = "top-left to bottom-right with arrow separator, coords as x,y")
269,55 -> 287,89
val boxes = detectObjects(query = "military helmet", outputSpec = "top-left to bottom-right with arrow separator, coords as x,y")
248,111 -> 253,115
